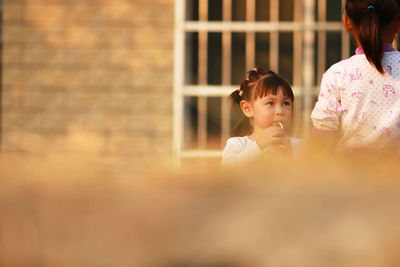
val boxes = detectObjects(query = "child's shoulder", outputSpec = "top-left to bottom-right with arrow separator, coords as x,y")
326,56 -> 358,72
223,136 -> 259,155
224,136 -> 255,150
322,55 -> 364,80
225,136 -> 252,145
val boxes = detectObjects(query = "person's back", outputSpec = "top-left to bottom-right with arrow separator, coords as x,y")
312,47 -> 400,150
311,0 -> 400,152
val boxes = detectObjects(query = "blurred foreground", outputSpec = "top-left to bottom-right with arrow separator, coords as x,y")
1,131 -> 400,267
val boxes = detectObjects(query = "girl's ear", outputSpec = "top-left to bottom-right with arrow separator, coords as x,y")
342,13 -> 353,33
240,100 -> 253,118
395,17 -> 400,33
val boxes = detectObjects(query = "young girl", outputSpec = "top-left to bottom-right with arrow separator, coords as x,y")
311,0 -> 400,152
221,68 -> 302,166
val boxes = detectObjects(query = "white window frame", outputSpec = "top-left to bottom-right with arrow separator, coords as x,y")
173,0 -> 349,167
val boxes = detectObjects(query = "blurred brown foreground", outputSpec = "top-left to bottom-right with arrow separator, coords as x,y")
1,131 -> 400,267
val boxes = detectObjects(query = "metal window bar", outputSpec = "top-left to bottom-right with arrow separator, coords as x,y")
293,0 -> 303,136
221,0 -> 232,147
317,0 -> 326,85
0,1 -> 2,147
184,21 -> 343,32
198,0 -> 208,150
302,0 -> 316,138
175,0 -> 348,164
270,0 -> 279,72
173,0 -> 185,167
342,0 -> 351,59
246,0 -> 255,70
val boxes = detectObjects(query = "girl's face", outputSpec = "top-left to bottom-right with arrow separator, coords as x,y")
247,87 -> 292,133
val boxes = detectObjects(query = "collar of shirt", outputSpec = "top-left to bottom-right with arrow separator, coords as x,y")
355,43 -> 396,55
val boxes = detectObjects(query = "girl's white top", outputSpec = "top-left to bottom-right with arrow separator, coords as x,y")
311,50 -> 400,151
221,136 -> 303,167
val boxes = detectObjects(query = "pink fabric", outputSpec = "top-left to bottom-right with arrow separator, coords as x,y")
311,46 -> 400,151
355,43 -> 395,55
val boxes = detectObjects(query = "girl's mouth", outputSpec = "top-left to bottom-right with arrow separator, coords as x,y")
272,121 -> 284,128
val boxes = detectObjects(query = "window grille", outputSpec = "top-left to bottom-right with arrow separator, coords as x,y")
0,0 -> 2,146
174,0 -> 351,167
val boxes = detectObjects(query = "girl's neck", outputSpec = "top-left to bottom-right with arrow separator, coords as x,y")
248,133 -> 256,141
355,43 -> 396,55
248,127 -> 263,141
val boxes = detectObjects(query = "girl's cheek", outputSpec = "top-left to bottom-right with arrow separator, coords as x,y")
284,106 -> 292,113
285,107 -> 293,119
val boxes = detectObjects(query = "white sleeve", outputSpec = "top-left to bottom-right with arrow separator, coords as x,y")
290,137 -> 304,155
311,71 -> 342,131
220,138 -> 262,168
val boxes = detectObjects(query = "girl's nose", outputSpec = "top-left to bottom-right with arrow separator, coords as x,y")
275,105 -> 284,115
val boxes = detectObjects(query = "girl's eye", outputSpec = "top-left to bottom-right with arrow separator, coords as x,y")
283,101 -> 291,106
266,102 -> 274,106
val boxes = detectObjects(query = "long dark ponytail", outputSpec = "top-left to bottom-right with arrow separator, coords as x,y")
345,0 -> 400,73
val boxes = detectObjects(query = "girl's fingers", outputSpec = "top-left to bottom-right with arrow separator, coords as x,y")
256,127 -> 287,149
269,136 -> 286,145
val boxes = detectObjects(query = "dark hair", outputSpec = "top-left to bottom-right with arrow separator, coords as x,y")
228,68 -> 294,137
345,0 -> 400,73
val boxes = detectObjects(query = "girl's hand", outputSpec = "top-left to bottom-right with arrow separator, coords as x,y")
254,126 -> 289,152
272,134 -> 292,154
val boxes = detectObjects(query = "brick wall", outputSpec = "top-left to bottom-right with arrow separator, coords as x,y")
2,0 -> 174,163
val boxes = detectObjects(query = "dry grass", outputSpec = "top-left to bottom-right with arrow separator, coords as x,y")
1,132 -> 400,267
